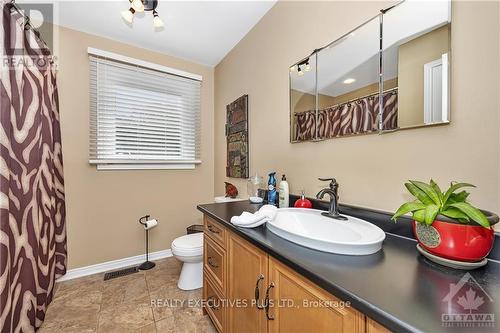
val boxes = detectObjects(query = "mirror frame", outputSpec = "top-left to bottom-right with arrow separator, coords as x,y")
289,52 -> 319,142
379,1 -> 451,133
289,1 -> 452,143
289,12 -> 383,144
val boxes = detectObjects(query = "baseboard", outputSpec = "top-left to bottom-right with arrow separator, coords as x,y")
57,249 -> 172,282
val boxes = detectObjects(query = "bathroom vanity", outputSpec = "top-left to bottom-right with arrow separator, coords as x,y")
198,201 -> 500,333
201,213 -> 372,333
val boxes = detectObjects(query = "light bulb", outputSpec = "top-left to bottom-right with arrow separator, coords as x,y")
289,65 -> 296,72
305,62 -> 311,72
131,0 -> 144,13
297,68 -> 304,76
153,11 -> 164,28
121,8 -> 135,24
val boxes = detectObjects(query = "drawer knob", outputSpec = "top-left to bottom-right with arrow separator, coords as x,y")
207,256 -> 219,268
207,225 -> 220,234
207,295 -> 220,310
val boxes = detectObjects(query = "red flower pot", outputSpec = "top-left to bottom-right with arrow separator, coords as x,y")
413,211 -> 499,262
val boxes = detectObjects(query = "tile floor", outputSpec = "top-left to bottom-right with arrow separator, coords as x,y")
39,257 -> 216,333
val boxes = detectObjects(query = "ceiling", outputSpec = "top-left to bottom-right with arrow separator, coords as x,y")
51,0 -> 276,66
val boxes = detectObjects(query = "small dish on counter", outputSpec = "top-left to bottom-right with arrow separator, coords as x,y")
416,244 -> 488,270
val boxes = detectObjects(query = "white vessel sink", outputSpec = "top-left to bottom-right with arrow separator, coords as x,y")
267,208 -> 385,255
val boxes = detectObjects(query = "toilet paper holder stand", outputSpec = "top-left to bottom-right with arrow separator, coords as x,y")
138,215 -> 156,270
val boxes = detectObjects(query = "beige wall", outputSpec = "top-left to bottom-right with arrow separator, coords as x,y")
292,79 -> 397,114
57,26 -> 214,269
398,24 -> 451,127
214,1 -> 500,220
291,90 -> 337,114
328,78 -> 398,106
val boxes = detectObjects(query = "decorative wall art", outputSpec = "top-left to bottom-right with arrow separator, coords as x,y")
226,95 -> 249,178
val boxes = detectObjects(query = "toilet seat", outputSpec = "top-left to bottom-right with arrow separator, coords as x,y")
171,233 -> 203,256
171,233 -> 204,290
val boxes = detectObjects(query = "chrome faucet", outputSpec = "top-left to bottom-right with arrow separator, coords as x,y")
316,178 -> 348,220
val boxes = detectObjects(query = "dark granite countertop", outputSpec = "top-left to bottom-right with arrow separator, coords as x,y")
197,201 -> 500,333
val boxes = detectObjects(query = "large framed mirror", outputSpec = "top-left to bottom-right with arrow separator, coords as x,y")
289,0 -> 452,143
381,0 -> 451,130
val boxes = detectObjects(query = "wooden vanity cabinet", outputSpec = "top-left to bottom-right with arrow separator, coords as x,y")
228,233 -> 269,333
366,318 -> 393,333
267,258 -> 365,333
202,214 -> 392,333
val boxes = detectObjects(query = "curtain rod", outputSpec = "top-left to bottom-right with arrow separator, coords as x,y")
8,0 -> 47,44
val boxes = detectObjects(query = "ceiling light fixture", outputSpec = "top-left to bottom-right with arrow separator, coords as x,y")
153,10 -> 164,28
343,78 -> 356,84
121,7 -> 135,24
293,58 -> 310,77
304,61 -> 311,72
121,0 -> 164,28
131,0 -> 145,12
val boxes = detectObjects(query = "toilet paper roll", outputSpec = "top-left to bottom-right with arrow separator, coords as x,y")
143,219 -> 158,230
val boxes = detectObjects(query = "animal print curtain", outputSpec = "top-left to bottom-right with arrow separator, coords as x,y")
0,1 -> 67,332
293,89 -> 398,141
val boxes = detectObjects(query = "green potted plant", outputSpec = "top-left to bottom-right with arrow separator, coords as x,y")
392,180 -> 498,262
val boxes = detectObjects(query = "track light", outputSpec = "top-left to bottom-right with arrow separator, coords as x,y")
304,61 -> 311,72
131,0 -> 144,13
121,8 -> 135,24
297,67 -> 304,76
121,0 -> 164,29
153,10 -> 164,28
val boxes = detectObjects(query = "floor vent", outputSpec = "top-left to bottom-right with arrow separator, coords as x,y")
103,266 -> 139,281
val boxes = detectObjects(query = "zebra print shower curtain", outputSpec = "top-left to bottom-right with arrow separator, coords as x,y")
293,89 -> 398,141
0,1 -> 67,332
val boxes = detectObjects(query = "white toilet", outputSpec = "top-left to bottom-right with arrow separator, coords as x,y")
171,232 -> 204,290
171,196 -> 245,290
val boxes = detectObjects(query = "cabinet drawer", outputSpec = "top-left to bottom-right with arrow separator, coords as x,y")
204,216 -> 226,248
204,274 -> 226,333
204,237 -> 226,294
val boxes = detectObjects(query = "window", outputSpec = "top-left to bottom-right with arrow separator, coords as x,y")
89,48 -> 202,170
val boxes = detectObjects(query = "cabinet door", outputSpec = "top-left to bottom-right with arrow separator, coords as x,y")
228,233 -> 268,333
367,318 -> 392,333
268,258 -> 365,333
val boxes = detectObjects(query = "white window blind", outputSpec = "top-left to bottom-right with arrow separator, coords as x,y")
89,51 -> 201,170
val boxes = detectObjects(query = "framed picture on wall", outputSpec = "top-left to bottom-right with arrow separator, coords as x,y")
226,95 -> 249,178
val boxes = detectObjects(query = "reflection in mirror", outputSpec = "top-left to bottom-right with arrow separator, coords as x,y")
290,54 -> 317,142
382,0 -> 451,130
315,16 -> 387,139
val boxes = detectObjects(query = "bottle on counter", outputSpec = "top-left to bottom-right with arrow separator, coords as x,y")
294,190 -> 312,208
279,174 -> 289,208
267,172 -> 277,206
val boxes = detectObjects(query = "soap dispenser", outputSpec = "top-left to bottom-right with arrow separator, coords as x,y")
294,190 -> 312,208
267,172 -> 277,206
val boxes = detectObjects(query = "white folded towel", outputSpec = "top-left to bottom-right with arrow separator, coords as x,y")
230,205 -> 278,228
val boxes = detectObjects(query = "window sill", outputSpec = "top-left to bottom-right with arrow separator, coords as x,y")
95,163 -> 198,170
